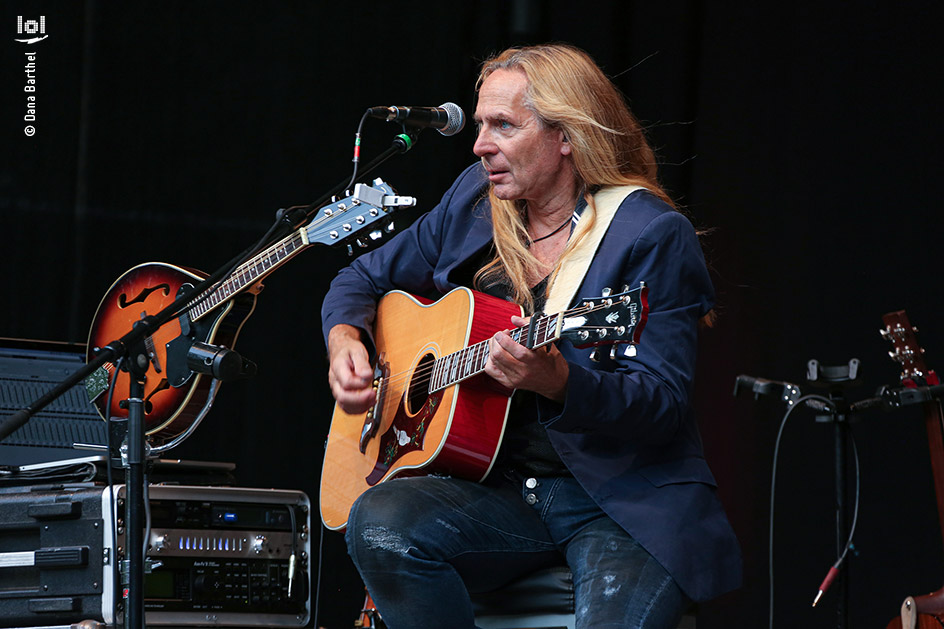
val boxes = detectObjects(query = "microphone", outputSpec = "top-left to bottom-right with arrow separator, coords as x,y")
367,102 -> 466,136
186,341 -> 257,381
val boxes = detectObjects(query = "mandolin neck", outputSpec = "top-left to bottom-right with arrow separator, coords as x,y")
189,229 -> 308,322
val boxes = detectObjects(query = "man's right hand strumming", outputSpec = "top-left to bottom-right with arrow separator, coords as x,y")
327,324 -> 377,414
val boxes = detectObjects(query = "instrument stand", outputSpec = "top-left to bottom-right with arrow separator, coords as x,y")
0,128 -> 424,629
124,365 -> 147,629
735,358 -> 870,629
108,320 -> 158,629
807,359 -> 862,629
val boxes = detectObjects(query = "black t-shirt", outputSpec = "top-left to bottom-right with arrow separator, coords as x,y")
452,247 -> 570,479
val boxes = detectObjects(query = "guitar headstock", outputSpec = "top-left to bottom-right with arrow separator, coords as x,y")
305,178 -> 416,252
558,283 -> 649,357
881,310 -> 939,385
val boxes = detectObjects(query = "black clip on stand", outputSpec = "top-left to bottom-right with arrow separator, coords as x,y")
0,128 -> 421,629
735,358 -> 865,629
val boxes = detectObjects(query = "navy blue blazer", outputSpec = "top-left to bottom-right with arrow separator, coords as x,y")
321,164 -> 742,602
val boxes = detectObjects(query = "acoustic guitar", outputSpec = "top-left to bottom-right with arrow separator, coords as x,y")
320,283 -> 648,530
85,180 -> 412,443
881,311 -> 944,629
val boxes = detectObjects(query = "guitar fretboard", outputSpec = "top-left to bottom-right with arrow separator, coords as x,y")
189,230 -> 308,321
428,313 -> 559,393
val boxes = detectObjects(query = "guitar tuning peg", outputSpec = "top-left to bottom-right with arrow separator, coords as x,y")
385,221 -> 396,233
589,347 -> 602,363
625,345 -> 637,358
356,239 -> 368,248
330,195 -> 339,202
369,229 -> 383,241
345,189 -> 353,197
609,345 -> 620,360
601,287 -> 612,297
621,284 -> 630,293
346,244 -> 354,256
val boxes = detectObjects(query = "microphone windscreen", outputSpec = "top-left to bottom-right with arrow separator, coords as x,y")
437,102 -> 466,137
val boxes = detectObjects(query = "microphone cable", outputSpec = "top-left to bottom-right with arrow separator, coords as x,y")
344,109 -> 371,194
767,393 -> 861,629
811,435 -> 861,608
312,517 -> 326,628
103,356 -> 125,627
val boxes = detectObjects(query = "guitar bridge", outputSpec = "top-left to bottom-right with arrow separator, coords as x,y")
359,353 -> 390,453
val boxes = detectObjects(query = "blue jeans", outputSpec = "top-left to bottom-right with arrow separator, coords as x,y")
345,473 -> 690,629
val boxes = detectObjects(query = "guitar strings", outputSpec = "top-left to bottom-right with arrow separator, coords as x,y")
368,300 -> 624,396
370,323 -> 536,394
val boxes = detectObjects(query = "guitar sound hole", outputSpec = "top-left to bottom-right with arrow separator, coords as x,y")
406,353 -> 435,415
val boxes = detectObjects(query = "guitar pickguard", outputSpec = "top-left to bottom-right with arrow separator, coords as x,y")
365,389 -> 444,486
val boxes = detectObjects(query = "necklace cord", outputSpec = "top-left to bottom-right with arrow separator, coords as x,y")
528,217 -> 571,244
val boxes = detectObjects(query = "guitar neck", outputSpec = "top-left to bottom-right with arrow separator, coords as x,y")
881,310 -> 944,552
189,228 -> 310,322
429,313 -> 559,393
426,284 -> 646,393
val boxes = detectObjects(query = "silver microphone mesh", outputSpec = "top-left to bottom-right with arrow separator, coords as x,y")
437,102 -> 466,137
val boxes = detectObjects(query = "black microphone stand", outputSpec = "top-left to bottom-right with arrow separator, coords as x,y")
123,331 -> 149,629
735,358 -> 865,629
275,131 -> 418,235
806,359 -> 861,629
0,129 -> 421,628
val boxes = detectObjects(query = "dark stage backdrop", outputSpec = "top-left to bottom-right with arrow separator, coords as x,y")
2,2 -> 943,628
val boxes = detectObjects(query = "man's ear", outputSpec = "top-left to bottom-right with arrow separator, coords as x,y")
560,131 -> 571,155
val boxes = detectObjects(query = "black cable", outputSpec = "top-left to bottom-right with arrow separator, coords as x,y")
768,393 -> 834,629
313,520 -> 326,628
811,430 -> 861,608
142,478 -> 151,562
286,504 -> 298,600
288,504 -> 298,555
344,110 -> 370,193
103,357 -> 124,626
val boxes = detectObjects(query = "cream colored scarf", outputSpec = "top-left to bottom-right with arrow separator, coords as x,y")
543,185 -> 645,314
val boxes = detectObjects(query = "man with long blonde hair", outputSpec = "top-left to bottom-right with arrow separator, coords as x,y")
323,43 -> 741,628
